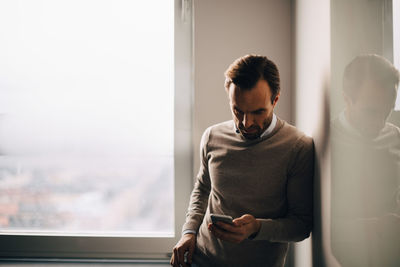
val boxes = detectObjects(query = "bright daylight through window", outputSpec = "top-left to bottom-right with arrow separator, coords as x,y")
0,0 -> 174,237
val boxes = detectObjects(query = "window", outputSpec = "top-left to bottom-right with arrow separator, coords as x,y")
0,0 -> 193,260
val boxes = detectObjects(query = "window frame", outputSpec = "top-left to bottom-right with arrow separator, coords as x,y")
0,0 -> 193,260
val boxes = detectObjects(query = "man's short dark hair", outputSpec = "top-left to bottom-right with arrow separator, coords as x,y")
224,54 -> 280,103
343,54 -> 400,101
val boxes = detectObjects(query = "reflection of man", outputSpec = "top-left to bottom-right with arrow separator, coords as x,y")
170,55 -> 314,266
331,54 -> 400,266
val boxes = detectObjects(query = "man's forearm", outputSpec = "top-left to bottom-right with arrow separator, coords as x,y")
251,216 -> 312,242
181,179 -> 211,232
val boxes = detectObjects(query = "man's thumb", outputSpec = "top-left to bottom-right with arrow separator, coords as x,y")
235,214 -> 253,225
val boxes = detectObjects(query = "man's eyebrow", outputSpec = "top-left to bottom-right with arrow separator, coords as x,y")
252,108 -> 267,113
233,106 -> 266,113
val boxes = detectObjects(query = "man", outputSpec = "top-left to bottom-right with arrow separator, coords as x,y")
331,54 -> 400,267
171,55 -> 314,266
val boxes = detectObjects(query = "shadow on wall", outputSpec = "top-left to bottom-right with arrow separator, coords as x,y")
312,79 -> 336,267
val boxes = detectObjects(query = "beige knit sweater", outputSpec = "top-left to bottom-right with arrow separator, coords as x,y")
183,118 -> 314,267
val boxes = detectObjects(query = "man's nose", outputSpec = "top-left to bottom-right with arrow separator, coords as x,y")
243,113 -> 254,128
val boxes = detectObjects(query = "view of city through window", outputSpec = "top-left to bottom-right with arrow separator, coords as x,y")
0,0 -> 174,236
0,156 -> 173,235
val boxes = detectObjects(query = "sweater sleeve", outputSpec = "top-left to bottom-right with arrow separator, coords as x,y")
181,127 -> 212,233
253,135 -> 314,242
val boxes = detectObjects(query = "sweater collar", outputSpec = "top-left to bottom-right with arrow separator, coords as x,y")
261,113 -> 277,138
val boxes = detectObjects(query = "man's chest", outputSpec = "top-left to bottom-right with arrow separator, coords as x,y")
207,145 -> 291,201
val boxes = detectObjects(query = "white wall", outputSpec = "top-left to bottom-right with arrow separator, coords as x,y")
193,0 -> 293,176
293,0 -> 337,266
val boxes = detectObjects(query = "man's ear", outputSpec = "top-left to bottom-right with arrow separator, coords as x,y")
272,93 -> 280,107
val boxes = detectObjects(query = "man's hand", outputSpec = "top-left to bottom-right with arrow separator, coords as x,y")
208,214 -> 261,243
170,233 -> 196,267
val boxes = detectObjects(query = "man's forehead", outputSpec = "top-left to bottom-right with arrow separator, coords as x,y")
228,80 -> 270,98
229,83 -> 270,111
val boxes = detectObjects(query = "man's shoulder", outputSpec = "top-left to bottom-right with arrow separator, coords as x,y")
278,119 -> 313,148
205,120 -> 235,136
200,120 -> 235,145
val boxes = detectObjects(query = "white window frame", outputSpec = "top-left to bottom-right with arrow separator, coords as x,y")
0,0 -> 193,261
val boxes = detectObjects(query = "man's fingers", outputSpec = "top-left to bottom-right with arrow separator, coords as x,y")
208,220 -> 242,234
175,248 -> 182,267
171,234 -> 196,266
209,224 -> 243,243
171,247 -> 186,267
216,221 -> 238,232
214,221 -> 248,236
212,227 -> 241,243
171,248 -> 179,266
187,243 -> 195,264
177,247 -> 187,267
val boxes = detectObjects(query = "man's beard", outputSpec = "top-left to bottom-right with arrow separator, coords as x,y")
238,119 -> 270,140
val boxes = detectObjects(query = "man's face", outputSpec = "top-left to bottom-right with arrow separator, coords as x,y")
346,81 -> 397,138
228,79 -> 279,140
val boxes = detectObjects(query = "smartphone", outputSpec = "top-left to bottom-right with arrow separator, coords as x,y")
210,213 -> 234,225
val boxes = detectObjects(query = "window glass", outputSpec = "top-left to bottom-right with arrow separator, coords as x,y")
0,0 -> 174,236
